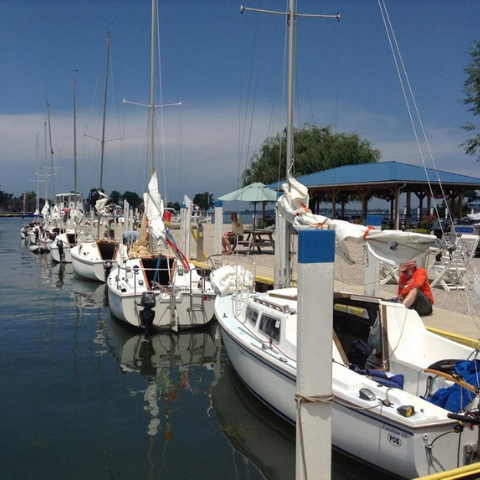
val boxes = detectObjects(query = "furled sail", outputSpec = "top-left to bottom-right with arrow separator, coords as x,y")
277,176 -> 439,265
145,171 -> 165,245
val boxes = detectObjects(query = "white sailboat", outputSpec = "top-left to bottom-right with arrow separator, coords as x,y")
71,33 -> 128,281
212,2 -> 480,478
107,0 -> 215,332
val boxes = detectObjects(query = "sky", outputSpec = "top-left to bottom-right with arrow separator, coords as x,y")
1,0 -> 480,208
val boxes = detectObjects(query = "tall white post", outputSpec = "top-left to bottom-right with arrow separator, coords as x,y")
214,200 -> 223,256
296,229 -> 334,480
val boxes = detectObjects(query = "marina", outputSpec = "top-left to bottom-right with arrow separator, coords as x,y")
3,1 -> 480,478
2,217 -> 398,479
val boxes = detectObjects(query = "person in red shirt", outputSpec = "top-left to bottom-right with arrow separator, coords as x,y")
396,259 -> 434,316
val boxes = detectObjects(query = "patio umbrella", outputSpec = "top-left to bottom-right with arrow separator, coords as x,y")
217,182 -> 278,227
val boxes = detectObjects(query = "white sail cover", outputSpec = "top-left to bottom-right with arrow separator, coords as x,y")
210,264 -> 254,296
277,176 -> 439,266
41,200 -> 50,225
51,205 -> 62,227
95,191 -> 109,216
145,171 -> 165,244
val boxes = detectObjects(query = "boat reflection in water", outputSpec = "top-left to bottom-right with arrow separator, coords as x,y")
213,362 -> 396,480
108,320 -> 222,438
70,277 -> 108,310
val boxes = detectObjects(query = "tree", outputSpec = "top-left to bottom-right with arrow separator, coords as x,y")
193,192 -> 213,211
122,191 -> 141,209
167,201 -> 181,211
241,124 -> 380,186
0,189 -> 13,206
461,39 -> 480,161
109,190 -> 122,205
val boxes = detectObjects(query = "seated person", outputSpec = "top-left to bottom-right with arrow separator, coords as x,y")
222,212 -> 244,254
395,260 -> 433,316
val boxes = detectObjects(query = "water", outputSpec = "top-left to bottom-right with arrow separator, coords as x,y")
1,218 -> 395,479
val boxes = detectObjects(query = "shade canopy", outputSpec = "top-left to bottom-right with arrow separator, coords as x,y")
217,182 -> 278,203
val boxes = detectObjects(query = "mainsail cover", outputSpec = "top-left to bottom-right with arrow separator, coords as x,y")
277,176 -> 439,266
94,191 -> 109,216
145,171 -> 165,244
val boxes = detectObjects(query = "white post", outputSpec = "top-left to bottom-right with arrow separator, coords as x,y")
214,200 -> 223,256
296,229 -> 334,480
123,199 -> 130,232
181,195 -> 192,260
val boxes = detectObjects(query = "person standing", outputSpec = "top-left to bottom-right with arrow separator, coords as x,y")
396,260 -> 434,316
222,212 -> 244,254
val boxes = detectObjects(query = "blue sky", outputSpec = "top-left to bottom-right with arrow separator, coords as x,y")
1,0 -> 479,206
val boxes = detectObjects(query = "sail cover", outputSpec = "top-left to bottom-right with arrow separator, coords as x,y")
145,171 -> 165,244
277,176 -> 439,265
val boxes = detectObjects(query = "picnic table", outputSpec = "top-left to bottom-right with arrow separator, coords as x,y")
236,229 -> 275,253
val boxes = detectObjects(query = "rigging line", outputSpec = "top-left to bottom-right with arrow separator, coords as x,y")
379,1 -> 452,226
239,11 -> 263,188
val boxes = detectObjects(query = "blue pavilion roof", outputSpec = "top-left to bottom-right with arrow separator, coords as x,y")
270,161 -> 480,189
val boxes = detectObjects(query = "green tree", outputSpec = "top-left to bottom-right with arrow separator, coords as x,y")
0,189 -> 13,206
241,124 -> 380,186
109,190 -> 122,205
193,192 -> 213,211
167,201 -> 181,211
461,39 -> 480,161
122,191 -> 141,208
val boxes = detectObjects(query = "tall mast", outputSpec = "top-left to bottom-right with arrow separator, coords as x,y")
44,119 -> 48,203
35,133 -> 40,213
100,32 -> 111,191
241,1 -> 339,288
73,76 -> 78,196
149,0 -> 156,175
46,102 -> 55,198
286,0 -> 295,178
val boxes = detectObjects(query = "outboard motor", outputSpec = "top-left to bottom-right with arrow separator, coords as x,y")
104,260 -> 113,281
57,239 -> 64,261
139,291 -> 156,337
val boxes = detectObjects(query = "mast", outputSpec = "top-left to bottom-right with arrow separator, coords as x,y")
35,133 -> 40,214
241,1 -> 339,288
44,119 -> 48,205
46,102 -> 55,198
285,0 -> 295,178
73,76 -> 78,196
99,32 -> 111,191
149,0 -> 156,175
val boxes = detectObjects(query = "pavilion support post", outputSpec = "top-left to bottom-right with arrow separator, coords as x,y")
458,191 -> 465,220
405,192 -> 411,227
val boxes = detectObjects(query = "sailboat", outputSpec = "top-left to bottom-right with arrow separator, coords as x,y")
106,0 -> 215,332
70,33 -> 128,281
212,2 -> 480,478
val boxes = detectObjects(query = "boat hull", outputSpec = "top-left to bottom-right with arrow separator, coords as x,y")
71,241 -> 127,282
107,258 -> 216,331
215,293 -> 479,478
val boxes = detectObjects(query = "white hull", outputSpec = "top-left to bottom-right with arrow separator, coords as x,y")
107,256 -> 216,331
215,290 -> 480,478
50,232 -> 77,263
71,240 -> 128,282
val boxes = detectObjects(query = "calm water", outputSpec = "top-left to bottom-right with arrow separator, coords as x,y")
1,218 -> 394,479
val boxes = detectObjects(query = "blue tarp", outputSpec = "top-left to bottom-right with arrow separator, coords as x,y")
427,360 -> 480,412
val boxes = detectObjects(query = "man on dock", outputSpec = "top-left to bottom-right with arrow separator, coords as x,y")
395,260 -> 434,316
